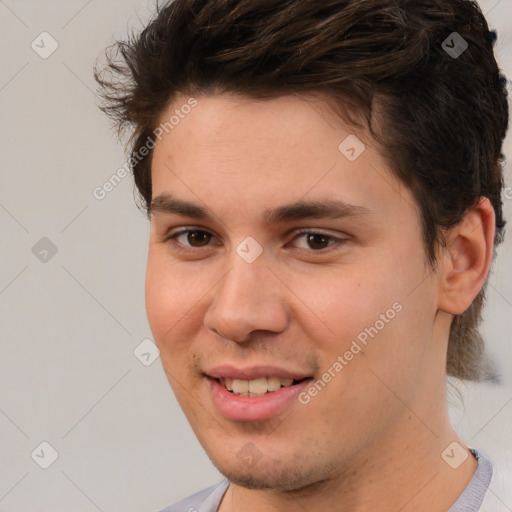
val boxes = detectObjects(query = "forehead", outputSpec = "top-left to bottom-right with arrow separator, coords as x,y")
150,92 -> 414,222
154,92 -> 358,164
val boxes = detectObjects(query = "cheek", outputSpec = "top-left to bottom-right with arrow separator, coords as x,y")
294,262 -> 401,346
145,254 -> 205,352
298,249 -> 432,376
145,257 -> 210,402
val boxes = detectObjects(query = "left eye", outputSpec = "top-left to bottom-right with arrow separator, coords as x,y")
292,232 -> 339,250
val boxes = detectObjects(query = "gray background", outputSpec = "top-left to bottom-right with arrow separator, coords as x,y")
0,1 -> 511,511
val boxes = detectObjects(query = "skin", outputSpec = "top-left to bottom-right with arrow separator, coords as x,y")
145,92 -> 495,511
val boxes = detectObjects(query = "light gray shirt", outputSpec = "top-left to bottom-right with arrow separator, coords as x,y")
159,449 -> 492,512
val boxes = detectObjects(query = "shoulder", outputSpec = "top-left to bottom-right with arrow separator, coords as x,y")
449,448 -> 494,512
157,480 -> 230,512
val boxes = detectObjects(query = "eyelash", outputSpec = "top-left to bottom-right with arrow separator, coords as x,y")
161,227 -> 347,255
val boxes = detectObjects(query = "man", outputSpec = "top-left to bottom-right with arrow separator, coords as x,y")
95,0 -> 509,510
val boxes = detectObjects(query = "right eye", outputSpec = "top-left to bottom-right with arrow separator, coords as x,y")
163,228 -> 220,253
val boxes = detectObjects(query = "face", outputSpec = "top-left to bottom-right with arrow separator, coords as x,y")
146,92 -> 441,490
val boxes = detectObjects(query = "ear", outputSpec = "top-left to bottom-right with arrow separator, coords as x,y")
437,198 -> 495,315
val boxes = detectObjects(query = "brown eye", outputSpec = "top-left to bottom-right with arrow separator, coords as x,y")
186,230 -> 211,247
167,229 -> 216,250
291,230 -> 345,252
306,233 -> 330,250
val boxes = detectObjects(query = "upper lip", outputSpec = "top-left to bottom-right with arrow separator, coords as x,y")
206,364 -> 313,381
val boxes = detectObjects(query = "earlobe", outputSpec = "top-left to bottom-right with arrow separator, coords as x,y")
437,198 -> 495,315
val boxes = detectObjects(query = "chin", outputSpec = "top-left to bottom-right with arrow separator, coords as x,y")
208,453 -> 335,491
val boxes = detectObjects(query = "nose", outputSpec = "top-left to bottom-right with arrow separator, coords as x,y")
203,254 -> 289,344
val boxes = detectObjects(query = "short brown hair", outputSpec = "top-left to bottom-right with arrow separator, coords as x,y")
95,0 -> 509,381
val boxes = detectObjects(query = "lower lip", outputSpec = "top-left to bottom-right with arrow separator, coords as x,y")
207,377 -> 312,422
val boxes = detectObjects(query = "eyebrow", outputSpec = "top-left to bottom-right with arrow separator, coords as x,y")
149,193 -> 371,224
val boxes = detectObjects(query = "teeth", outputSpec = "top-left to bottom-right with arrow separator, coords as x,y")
267,376 -> 281,391
219,376 -> 300,396
232,379 -> 249,395
248,377 -> 268,395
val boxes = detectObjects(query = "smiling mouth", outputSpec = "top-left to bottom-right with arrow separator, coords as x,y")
216,376 -> 311,397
